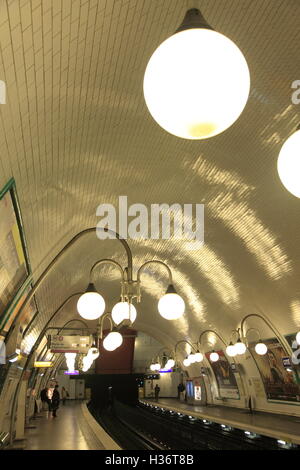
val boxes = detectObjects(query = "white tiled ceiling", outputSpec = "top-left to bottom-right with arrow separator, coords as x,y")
1,0 -> 300,353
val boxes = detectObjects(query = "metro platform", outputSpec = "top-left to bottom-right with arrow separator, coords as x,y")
12,402 -> 120,451
141,398 -> 300,446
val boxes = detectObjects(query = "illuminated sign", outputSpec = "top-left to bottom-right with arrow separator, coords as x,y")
48,335 -> 91,353
34,361 -> 53,368
64,370 -> 79,375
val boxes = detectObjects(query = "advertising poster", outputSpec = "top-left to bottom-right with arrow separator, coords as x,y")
205,350 -> 240,399
0,181 -> 29,328
2,285 -> 37,335
248,338 -> 300,402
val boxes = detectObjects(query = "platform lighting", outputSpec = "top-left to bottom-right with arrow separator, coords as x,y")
183,357 -> 191,367
226,342 -> 237,357
254,341 -> 268,355
188,352 -> 196,363
158,285 -> 185,320
143,8 -> 250,140
111,301 -> 137,325
277,125 -> 300,198
103,331 -> 123,352
209,350 -> 219,362
77,283 -> 105,320
87,346 -> 100,360
194,351 -> 204,362
234,338 -> 246,355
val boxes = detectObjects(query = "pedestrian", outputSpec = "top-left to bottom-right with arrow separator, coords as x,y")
40,387 -> 49,411
51,384 -> 60,417
154,384 -> 160,402
178,382 -> 185,401
61,387 -> 68,405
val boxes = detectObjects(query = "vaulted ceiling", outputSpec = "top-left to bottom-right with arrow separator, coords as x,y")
1,0 -> 300,357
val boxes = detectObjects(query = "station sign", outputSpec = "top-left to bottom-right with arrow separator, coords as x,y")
48,335 -> 91,353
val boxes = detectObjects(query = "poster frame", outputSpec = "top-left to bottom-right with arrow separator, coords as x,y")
0,178 -> 32,334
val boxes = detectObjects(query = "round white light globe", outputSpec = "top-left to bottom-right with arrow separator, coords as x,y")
158,293 -> 185,320
150,364 -> 156,371
226,344 -> 237,357
87,347 -> 100,360
296,331 -> 300,345
155,363 -> 161,371
111,301 -> 137,325
183,358 -> 191,367
168,359 -> 175,368
255,342 -> 268,355
277,129 -> 300,198
210,351 -> 219,362
195,352 -> 204,362
77,292 -> 105,320
144,28 -> 250,140
188,353 -> 196,363
103,331 -> 123,351
235,341 -> 246,355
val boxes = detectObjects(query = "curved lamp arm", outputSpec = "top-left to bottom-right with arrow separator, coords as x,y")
5,227 -> 132,344
174,340 -> 197,358
97,312 -> 114,340
240,313 -> 292,354
198,329 -> 228,349
137,260 -> 173,285
90,259 -> 125,283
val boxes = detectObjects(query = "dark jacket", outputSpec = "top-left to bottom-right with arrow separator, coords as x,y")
51,389 -> 60,409
40,389 -> 48,402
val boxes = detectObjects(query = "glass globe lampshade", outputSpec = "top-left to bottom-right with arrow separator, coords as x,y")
150,364 -> 156,371
111,301 -> 137,325
87,347 -> 100,360
183,357 -> 191,367
103,331 -> 123,352
143,9 -> 250,140
210,351 -> 219,362
77,283 -> 105,320
158,285 -> 185,320
296,331 -> 300,345
255,342 -> 267,356
195,351 -> 204,362
235,340 -> 246,355
168,358 -> 175,368
226,342 -> 237,357
155,363 -> 161,371
65,352 -> 76,372
277,127 -> 300,198
188,353 -> 196,363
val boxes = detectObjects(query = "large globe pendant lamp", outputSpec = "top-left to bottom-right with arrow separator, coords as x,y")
103,330 -> 123,352
143,8 -> 250,140
77,283 -> 105,320
158,284 -> 185,320
111,300 -> 137,325
277,125 -> 300,197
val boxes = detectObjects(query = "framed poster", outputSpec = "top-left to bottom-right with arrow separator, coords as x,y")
2,284 -> 38,336
248,337 -> 300,402
0,178 -> 30,332
205,350 -> 240,399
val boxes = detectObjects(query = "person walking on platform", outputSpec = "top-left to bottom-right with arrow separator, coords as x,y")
40,387 -> 49,411
154,384 -> 160,402
51,385 -> 60,417
61,387 -> 68,405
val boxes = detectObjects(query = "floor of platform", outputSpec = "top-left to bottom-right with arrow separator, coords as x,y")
141,398 -> 300,445
21,401 -> 104,450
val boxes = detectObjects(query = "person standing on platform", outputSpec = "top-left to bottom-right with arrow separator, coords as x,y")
61,387 -> 68,405
40,387 -> 50,411
178,382 -> 185,401
154,384 -> 160,402
51,385 -> 60,417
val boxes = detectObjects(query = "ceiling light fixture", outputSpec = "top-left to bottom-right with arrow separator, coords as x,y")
143,8 -> 250,139
277,124 -> 300,198
77,253 -> 184,323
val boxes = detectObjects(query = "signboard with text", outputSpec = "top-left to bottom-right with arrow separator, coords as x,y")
48,335 -> 91,353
